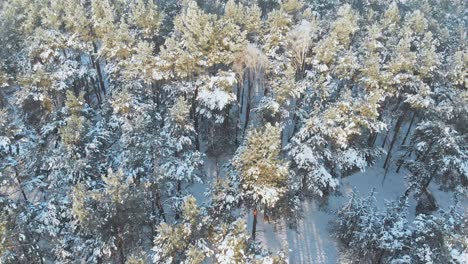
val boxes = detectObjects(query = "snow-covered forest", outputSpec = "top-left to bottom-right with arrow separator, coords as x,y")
0,0 -> 466,263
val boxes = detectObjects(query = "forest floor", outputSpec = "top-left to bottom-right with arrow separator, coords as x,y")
254,160 -> 409,264
190,140 -> 466,264
190,153 -> 468,264
252,158 -> 465,263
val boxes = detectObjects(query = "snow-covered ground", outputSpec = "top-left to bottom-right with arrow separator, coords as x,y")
252,159 -> 466,263
193,146 -> 466,264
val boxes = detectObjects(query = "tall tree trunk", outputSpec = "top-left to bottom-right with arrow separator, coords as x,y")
290,93 -> 305,139
263,205 -> 270,223
151,193 -> 157,239
243,72 -> 252,135
151,190 -> 165,238
192,86 -> 200,151
14,168 -> 28,202
235,117 -> 240,146
396,149 -> 412,173
236,80 -> 241,102
239,73 -> 246,118
89,77 -> 102,104
82,79 -> 91,105
175,180 -> 182,220
381,128 -> 390,148
35,243 -> 44,264
401,111 -> 417,146
382,97 -> 403,148
376,249 -> 385,264
252,207 -> 258,240
92,43 -> 106,96
19,242 -> 32,263
301,173 -> 308,193
236,74 -> 246,144
368,129 -> 379,148
383,111 -> 406,169
368,103 -> 385,148
156,191 -> 166,222
215,156 -> 220,181
117,237 -> 125,264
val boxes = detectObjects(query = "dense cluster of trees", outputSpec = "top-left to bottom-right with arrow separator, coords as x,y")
0,0 -> 466,263
335,191 -> 465,263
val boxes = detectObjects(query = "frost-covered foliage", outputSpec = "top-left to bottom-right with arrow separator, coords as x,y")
152,195 -> 273,264
234,123 -> 288,208
335,191 -> 467,264
71,168 -> 152,263
288,92 -> 385,197
0,0 -> 466,262
399,90 -> 468,198
197,71 -> 237,123
161,97 -> 203,191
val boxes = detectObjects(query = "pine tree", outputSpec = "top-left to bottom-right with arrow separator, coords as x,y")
59,91 -> 89,153
233,123 -> 288,239
336,191 -> 467,264
289,91 -> 385,197
72,168 -> 150,263
159,97 -> 203,218
402,117 -> 467,203
0,0 -> 466,262
152,195 -> 272,263
334,191 -> 383,262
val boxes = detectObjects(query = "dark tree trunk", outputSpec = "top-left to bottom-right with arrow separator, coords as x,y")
252,207 -> 258,240
291,93 -> 305,139
156,191 -> 166,222
152,190 -> 166,238
302,173 -> 307,193
401,111 -> 417,146
175,180 -> 182,220
376,249 -> 385,264
239,73 -> 246,119
236,80 -> 241,102
192,86 -> 200,151
381,128 -> 390,148
383,111 -> 406,169
263,205 -> 270,223
396,149 -> 412,173
82,79 -> 91,105
117,237 -> 125,264
92,43 -> 106,96
89,77 -> 102,104
35,244 -> 45,264
416,179 -> 437,215
368,104 -> 385,148
243,72 -> 252,135
19,242 -> 32,263
14,168 -> 28,202
368,130 -> 378,148
215,156 -> 220,181
236,74 -> 246,144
